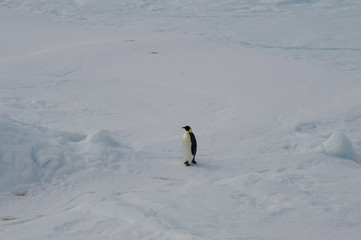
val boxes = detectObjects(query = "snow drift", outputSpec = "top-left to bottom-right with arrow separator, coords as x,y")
0,115 -> 131,193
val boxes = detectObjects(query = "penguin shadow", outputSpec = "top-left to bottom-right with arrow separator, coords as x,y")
183,157 -> 218,170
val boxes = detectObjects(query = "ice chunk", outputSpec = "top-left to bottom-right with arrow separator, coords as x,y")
321,131 -> 357,161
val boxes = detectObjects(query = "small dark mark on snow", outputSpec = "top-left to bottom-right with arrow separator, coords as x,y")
1,215 -> 45,222
15,191 -> 28,197
150,51 -> 159,54
153,177 -> 177,181
1,217 -> 17,221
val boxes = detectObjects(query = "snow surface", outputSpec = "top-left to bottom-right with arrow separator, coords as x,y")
1,1 -> 361,239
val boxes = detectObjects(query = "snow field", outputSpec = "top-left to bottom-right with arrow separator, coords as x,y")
1,1 -> 361,239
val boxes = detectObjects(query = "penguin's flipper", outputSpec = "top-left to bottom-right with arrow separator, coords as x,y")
189,132 -> 197,156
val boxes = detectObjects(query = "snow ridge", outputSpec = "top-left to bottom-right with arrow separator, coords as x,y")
0,115 -> 131,193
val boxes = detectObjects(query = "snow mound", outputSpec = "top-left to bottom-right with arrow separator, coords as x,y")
0,116 -> 131,193
84,129 -> 121,147
319,131 -> 359,162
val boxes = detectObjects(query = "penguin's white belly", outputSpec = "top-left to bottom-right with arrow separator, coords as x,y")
182,133 -> 193,162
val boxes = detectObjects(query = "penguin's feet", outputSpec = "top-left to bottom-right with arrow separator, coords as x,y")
192,160 -> 197,164
184,161 -> 190,166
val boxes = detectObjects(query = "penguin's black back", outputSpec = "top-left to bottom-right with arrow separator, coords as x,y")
190,132 -> 197,156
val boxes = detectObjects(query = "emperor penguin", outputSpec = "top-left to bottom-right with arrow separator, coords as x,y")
182,126 -> 197,166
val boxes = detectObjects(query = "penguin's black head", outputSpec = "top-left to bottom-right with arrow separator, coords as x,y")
182,126 -> 191,131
